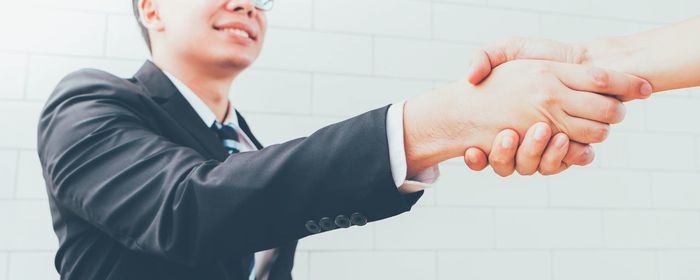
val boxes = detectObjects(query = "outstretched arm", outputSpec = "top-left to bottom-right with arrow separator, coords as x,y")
468,16 -> 700,93
583,16 -> 700,92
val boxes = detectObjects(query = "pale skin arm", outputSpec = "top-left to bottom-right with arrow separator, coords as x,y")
469,16 -> 700,92
583,16 -> 700,92
464,16 -> 700,174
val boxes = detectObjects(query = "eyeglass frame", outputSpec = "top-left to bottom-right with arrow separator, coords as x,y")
252,0 -> 274,11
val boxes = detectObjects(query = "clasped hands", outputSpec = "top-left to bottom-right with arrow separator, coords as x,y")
403,37 -> 653,178
461,37 -> 653,176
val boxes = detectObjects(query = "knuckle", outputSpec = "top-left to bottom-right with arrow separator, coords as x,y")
601,100 -> 625,123
502,36 -> 523,49
534,63 -> 554,76
589,67 -> 610,89
585,124 -> 610,143
491,155 -> 510,166
537,90 -> 559,107
522,148 -> 542,159
575,147 -> 595,166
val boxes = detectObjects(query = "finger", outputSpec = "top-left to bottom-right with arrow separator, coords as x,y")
561,116 -> 610,144
467,50 -> 494,85
551,62 -> 653,101
464,147 -> 489,171
538,133 -> 570,175
561,89 -> 626,124
515,122 -> 552,175
563,142 -> 595,166
489,129 -> 520,177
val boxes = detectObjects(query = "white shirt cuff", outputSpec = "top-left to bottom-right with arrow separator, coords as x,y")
386,101 -> 440,193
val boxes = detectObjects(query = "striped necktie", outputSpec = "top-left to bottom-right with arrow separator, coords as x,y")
210,121 -> 242,154
209,121 -> 257,278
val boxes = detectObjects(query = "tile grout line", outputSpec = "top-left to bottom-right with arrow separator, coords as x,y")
600,209 -> 607,249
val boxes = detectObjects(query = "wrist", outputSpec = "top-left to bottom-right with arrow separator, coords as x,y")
579,36 -> 637,72
403,85 -> 477,176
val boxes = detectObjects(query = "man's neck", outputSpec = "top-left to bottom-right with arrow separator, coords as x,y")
153,56 -> 240,123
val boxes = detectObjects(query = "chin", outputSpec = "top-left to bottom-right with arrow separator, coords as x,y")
212,54 -> 256,70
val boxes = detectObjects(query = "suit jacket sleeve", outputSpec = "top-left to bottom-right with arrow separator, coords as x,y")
37,69 -> 422,267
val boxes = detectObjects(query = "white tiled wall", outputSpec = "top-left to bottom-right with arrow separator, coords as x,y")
0,0 -> 698,279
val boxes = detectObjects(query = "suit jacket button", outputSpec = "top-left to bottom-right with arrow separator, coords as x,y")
319,217 -> 336,231
350,212 -> 368,226
305,220 -> 321,234
334,215 -> 351,228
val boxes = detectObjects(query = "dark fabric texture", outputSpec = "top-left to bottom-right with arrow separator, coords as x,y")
37,61 -> 422,280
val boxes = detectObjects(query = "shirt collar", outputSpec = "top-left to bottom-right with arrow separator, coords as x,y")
163,70 -> 240,128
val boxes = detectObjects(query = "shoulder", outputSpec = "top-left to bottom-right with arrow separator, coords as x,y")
41,68 -> 154,119
38,68 -> 155,159
48,68 -> 144,105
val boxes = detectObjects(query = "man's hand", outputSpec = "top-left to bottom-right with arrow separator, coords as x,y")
460,37 -> 653,176
403,59 -> 649,176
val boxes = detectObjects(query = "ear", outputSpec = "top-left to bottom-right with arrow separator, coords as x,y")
139,0 -> 165,32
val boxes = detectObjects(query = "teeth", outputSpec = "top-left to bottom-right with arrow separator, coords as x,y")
221,28 -> 251,39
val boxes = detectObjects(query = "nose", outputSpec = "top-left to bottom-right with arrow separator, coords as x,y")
224,0 -> 256,18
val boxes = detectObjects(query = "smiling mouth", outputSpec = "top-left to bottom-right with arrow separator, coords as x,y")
214,26 -> 258,41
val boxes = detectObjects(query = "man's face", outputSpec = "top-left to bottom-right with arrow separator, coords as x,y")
154,0 -> 267,70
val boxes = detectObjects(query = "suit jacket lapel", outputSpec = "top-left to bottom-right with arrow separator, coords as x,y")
134,61 -> 229,161
235,110 -> 264,149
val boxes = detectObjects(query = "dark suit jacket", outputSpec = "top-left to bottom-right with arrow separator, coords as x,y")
37,61 -> 422,279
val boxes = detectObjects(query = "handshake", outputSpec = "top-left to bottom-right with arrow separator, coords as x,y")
403,37 -> 653,178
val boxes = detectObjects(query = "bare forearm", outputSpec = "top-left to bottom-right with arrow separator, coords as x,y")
583,16 -> 700,92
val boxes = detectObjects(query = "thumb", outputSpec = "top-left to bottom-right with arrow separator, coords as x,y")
464,147 -> 489,171
466,40 -> 514,85
467,49 -> 494,85
468,37 -> 581,85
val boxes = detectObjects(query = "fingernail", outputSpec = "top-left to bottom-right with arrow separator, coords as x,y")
467,150 -> 478,164
501,135 -> 514,149
640,83 -> 652,97
534,124 -> 547,141
555,134 -> 567,148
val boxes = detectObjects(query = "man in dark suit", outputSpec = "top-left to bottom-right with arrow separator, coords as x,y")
36,0 -> 651,279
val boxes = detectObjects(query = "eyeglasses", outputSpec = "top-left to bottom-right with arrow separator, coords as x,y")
252,0 -> 274,11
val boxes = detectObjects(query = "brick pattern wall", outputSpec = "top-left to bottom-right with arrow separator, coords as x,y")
0,0 -> 698,279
